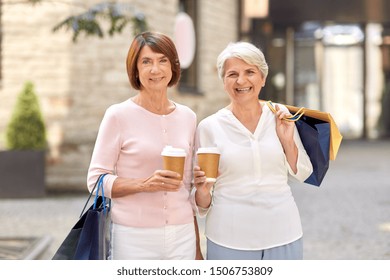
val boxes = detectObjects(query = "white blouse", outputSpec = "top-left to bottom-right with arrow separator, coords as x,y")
195,103 -> 313,250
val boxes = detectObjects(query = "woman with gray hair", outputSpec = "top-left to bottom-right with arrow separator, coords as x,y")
193,42 -> 313,259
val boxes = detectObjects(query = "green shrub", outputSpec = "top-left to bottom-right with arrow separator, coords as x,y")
6,81 -> 47,150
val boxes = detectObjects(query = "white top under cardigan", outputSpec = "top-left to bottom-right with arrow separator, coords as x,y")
194,102 -> 313,250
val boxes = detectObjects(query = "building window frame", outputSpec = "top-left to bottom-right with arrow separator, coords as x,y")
178,0 -> 201,95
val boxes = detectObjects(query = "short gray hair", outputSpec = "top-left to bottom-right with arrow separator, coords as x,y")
216,42 -> 269,80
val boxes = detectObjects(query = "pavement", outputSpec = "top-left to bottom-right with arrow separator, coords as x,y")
0,139 -> 389,260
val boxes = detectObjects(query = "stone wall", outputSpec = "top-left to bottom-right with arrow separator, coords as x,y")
0,0 -> 238,192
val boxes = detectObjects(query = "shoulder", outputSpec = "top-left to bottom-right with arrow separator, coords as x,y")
105,99 -> 135,116
263,100 -> 290,114
174,102 -> 197,120
100,100 -> 136,127
198,110 -> 222,129
106,98 -> 131,111
277,103 -> 290,113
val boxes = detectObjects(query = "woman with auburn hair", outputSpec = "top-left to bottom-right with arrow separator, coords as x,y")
87,31 -> 202,260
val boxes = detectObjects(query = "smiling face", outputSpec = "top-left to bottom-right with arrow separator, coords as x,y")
223,57 -> 265,105
137,45 -> 173,91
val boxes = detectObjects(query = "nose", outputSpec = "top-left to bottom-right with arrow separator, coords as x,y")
150,61 -> 160,73
236,73 -> 245,84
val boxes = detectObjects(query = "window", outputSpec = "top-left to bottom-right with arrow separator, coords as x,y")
178,0 -> 199,94
0,2 -> 2,81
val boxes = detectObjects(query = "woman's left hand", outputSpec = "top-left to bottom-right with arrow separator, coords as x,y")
193,166 -> 214,209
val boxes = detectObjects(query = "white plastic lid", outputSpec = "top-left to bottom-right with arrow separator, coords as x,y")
161,146 -> 186,157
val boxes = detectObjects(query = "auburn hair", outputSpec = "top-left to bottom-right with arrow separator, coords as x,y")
126,31 -> 181,90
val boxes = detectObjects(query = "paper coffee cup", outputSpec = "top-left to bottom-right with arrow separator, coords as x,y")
197,147 -> 220,182
161,146 -> 186,179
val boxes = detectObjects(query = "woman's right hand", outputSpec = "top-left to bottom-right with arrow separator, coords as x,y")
142,170 -> 182,192
111,170 -> 182,198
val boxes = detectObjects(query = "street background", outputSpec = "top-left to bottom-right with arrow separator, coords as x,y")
0,139 -> 389,260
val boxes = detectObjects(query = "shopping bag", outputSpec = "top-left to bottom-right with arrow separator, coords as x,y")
265,101 -> 342,186
295,115 -> 330,186
52,174 -> 111,260
285,104 -> 342,161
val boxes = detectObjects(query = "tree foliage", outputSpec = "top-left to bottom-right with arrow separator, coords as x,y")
10,1 -> 148,42
52,2 -> 148,42
6,82 -> 47,150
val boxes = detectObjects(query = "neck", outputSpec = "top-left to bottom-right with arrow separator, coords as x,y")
132,92 -> 175,115
228,101 -> 262,120
227,101 -> 262,133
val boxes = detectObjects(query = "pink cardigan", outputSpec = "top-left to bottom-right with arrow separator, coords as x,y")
87,99 -> 197,227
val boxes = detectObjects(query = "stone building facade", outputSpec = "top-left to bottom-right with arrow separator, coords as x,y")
0,0 -> 239,191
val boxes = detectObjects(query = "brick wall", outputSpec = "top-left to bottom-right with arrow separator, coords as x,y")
0,0 -> 238,191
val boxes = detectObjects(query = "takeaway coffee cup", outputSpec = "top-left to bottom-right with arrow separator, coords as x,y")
161,146 -> 186,179
197,147 -> 220,182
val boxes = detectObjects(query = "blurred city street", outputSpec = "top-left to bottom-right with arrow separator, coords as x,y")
291,139 -> 390,259
0,139 -> 389,260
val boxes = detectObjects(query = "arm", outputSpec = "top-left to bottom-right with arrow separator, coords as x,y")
193,216 -> 204,260
193,166 -> 213,208
111,170 -> 182,198
192,118 -> 217,212
274,104 -> 298,173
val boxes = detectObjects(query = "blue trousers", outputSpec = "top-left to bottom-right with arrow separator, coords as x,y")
207,238 -> 303,260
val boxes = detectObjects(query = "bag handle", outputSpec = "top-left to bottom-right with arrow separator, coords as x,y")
266,100 -> 305,122
93,173 -> 109,213
79,174 -> 108,218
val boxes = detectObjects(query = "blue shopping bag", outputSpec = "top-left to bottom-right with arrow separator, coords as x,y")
52,174 -> 111,260
295,116 -> 330,186
265,100 -> 339,187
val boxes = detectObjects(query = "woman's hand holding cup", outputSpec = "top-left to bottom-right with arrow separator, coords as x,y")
193,166 -> 215,209
142,169 -> 182,192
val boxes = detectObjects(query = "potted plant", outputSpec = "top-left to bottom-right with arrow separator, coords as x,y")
0,81 -> 47,198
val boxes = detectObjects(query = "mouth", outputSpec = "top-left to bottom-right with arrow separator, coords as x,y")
149,77 -> 164,82
235,87 -> 252,94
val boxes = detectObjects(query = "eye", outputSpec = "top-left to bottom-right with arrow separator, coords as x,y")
160,58 -> 169,63
141,59 -> 150,65
226,72 -> 238,78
